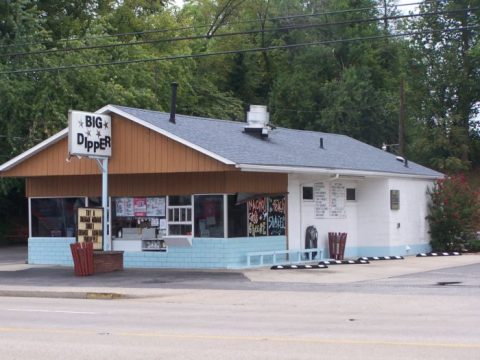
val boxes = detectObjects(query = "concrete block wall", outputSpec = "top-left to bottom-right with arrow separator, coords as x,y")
123,236 -> 286,269
28,236 -> 286,269
28,238 -> 75,265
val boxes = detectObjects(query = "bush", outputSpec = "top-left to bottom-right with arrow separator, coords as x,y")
427,175 -> 480,252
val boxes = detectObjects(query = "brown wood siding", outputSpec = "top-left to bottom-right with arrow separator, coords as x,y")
26,176 -> 101,197
26,172 -> 288,197
2,114 -> 234,177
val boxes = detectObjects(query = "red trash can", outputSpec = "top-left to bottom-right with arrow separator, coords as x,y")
70,242 -> 94,276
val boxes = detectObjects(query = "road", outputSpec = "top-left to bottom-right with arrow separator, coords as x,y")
1,263 -> 480,360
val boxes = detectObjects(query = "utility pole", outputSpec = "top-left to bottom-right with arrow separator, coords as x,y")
398,78 -> 405,157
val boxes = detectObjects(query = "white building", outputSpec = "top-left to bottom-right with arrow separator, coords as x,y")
0,105 -> 442,268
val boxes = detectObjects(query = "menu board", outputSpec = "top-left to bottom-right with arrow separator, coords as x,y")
147,197 -> 166,217
329,182 -> 346,218
115,198 -> 125,216
247,197 -> 267,237
115,197 -> 134,217
133,197 -> 147,216
314,182 -> 329,218
314,182 -> 347,219
267,196 -> 286,236
77,207 -> 103,250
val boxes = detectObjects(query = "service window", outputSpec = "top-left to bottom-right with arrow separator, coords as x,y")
194,195 -> 224,238
227,195 -> 248,238
31,197 -> 85,237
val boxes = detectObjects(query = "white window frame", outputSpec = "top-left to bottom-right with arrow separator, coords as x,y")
166,195 -> 193,237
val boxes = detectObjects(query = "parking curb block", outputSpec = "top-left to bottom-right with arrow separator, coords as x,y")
416,252 -> 461,257
357,256 -> 404,261
319,260 -> 370,265
271,264 -> 328,270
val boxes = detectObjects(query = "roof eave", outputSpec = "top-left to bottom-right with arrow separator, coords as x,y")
0,128 -> 69,173
235,164 -> 444,180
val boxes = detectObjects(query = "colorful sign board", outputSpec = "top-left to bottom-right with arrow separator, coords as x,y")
267,196 -> 286,236
133,197 -> 147,216
247,197 -> 268,237
68,110 -> 112,158
77,207 -> 103,250
247,196 -> 287,237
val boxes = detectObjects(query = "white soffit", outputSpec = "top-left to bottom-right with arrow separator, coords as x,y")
235,164 -> 444,180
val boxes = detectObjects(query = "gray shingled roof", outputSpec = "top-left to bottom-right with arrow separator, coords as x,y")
110,105 -> 442,178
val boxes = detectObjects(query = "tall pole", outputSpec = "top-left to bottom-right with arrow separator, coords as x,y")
102,158 -> 110,251
399,78 -> 406,157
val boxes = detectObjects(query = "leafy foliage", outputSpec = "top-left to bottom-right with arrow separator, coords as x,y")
0,0 -> 480,242
427,175 -> 480,251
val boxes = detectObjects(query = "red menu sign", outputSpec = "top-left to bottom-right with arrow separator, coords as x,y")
133,197 -> 147,216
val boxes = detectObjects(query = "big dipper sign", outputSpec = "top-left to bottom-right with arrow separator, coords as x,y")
68,110 -> 112,158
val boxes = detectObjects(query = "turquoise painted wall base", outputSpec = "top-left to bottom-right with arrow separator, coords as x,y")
28,236 -> 287,269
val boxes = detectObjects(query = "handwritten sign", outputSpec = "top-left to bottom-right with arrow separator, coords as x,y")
247,197 -> 267,237
329,182 -> 346,218
267,196 -> 286,236
314,182 -> 328,218
77,207 -> 103,250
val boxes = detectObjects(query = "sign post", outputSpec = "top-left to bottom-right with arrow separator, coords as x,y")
68,110 -> 112,251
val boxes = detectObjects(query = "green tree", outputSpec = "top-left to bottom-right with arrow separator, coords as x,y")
427,175 -> 480,251
406,0 -> 480,171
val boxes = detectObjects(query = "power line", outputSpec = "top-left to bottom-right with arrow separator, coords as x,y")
1,7 -> 474,60
0,0 -> 441,51
1,25 -> 477,76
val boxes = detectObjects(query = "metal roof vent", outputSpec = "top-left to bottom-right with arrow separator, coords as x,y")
244,105 -> 270,138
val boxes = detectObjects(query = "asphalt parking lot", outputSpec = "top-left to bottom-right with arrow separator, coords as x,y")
0,245 -> 479,298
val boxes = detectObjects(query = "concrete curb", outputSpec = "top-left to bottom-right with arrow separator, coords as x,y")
0,289 -> 126,300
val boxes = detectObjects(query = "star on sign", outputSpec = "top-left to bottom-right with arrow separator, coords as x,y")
104,121 -> 109,129
86,130 -> 91,136
78,120 -> 84,127
96,130 -> 101,137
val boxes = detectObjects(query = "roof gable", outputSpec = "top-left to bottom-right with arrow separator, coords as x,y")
0,112 -> 234,177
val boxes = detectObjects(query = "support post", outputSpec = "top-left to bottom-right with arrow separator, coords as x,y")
101,158 -> 110,251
